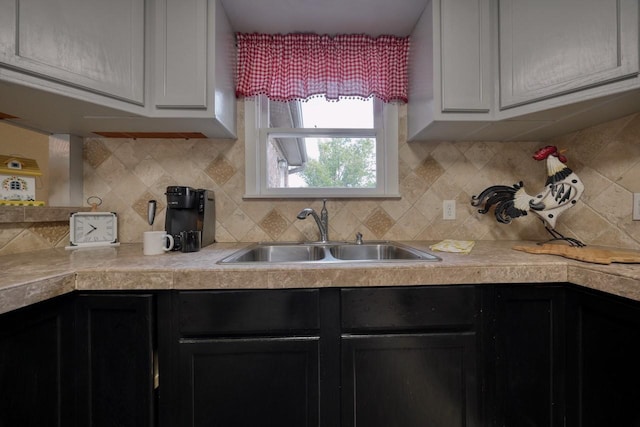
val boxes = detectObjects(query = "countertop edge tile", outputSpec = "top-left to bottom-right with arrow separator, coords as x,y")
568,265 -> 640,301
0,273 -> 75,315
76,270 -> 174,291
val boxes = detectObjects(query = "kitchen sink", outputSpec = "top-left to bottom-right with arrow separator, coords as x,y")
218,242 -> 440,264
329,243 -> 440,261
220,244 -> 326,263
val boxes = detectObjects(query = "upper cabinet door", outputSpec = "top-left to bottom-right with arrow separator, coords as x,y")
154,0 -> 208,109
0,0 -> 144,104
440,0 -> 491,112
408,0 -> 492,141
152,0 -> 237,136
499,0 -> 639,109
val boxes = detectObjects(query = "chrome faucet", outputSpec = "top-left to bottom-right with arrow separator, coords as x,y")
297,199 -> 329,242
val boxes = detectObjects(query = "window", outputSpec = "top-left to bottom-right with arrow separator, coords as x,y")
244,95 -> 399,198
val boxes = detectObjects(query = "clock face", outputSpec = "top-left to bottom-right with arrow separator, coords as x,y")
70,212 -> 118,246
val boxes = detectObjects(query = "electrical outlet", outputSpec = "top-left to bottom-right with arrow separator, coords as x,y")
443,200 -> 456,220
634,193 -> 640,221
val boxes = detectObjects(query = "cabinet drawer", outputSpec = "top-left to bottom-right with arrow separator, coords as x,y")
178,289 -> 320,336
341,286 -> 477,331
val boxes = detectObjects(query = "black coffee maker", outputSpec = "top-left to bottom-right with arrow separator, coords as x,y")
165,186 -> 215,251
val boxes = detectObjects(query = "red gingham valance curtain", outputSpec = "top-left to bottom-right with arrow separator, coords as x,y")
235,33 -> 410,103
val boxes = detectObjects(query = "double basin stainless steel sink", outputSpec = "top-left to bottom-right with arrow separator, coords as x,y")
218,241 -> 441,264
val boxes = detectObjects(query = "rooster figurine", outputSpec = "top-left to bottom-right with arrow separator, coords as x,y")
471,145 -> 585,246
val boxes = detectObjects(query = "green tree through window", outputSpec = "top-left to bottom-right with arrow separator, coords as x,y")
300,138 -> 375,188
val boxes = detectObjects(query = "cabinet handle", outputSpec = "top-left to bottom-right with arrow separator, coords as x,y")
153,350 -> 160,390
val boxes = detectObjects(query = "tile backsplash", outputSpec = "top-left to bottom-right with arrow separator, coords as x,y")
2,100 -> 639,254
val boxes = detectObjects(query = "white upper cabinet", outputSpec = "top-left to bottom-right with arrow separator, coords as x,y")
155,0 -> 208,109
408,0 -> 492,141
440,0 -> 491,112
0,0 -> 144,104
498,0 -> 639,109
0,0 -> 236,138
409,0 -> 640,141
153,0 -> 236,135
0,0 -> 16,61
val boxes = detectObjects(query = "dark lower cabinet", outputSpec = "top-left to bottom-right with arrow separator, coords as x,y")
494,285 -> 640,427
179,338 -> 319,427
0,293 -> 154,427
4,283 -> 640,427
341,286 -> 482,427
0,296 -> 74,427
75,293 -> 155,427
570,288 -> 640,427
162,286 -> 482,427
494,286 -> 567,427
342,333 -> 479,427
160,289 -> 322,427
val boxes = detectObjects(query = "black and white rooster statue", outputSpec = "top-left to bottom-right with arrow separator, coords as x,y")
471,145 -> 585,247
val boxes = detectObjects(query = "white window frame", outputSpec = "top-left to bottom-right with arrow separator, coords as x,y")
244,96 -> 399,198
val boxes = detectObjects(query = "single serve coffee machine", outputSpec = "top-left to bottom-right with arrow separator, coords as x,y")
165,186 -> 215,251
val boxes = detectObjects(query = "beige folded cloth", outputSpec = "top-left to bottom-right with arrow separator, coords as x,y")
429,239 -> 475,254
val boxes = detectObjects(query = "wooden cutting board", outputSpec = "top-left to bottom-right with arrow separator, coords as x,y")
512,243 -> 640,265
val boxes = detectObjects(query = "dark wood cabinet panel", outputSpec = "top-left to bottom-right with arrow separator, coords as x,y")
165,290 -> 323,427
571,289 -> 640,427
341,286 -> 481,427
75,294 -> 155,427
494,285 -> 640,427
178,289 -> 320,336
0,296 -> 74,427
494,286 -> 566,427
341,286 -> 476,332
178,338 -> 320,427
342,333 -> 480,427
6,283 -> 640,427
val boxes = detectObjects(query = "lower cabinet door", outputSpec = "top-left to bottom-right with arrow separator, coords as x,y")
75,294 -> 155,427
0,296 -> 74,427
178,337 -> 320,427
494,286 -> 566,427
574,290 -> 640,427
341,333 -> 480,427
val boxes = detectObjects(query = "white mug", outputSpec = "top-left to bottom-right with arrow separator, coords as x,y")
143,231 -> 174,255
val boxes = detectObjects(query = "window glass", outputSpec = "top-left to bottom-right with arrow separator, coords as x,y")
270,97 -> 374,129
267,135 -> 376,189
244,95 -> 399,199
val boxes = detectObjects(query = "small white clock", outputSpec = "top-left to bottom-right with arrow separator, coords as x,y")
67,211 -> 120,249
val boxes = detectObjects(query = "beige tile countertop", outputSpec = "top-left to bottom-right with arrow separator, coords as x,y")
1,241 -> 639,315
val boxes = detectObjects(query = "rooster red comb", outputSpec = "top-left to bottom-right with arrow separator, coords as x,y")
533,145 -> 558,161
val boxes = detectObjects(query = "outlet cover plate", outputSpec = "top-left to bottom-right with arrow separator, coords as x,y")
633,193 -> 640,221
443,200 -> 456,220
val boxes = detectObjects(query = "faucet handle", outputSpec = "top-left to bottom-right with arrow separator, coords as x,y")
355,232 -> 363,244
